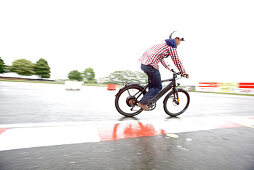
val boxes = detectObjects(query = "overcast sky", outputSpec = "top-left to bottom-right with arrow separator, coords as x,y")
0,0 -> 253,84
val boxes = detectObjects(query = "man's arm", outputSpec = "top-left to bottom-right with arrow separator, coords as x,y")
161,58 -> 171,70
169,47 -> 186,76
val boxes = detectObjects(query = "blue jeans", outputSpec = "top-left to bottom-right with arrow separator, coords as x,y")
140,64 -> 162,105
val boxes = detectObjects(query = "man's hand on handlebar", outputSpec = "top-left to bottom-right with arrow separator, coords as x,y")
183,74 -> 189,79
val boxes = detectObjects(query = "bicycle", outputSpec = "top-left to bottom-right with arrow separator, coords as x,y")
115,69 -> 190,117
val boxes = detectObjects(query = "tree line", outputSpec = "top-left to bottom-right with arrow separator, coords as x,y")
68,69 -> 148,84
68,68 -> 96,83
0,57 -> 50,78
0,57 -> 147,84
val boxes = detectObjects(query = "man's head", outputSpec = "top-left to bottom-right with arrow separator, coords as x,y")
169,31 -> 185,46
174,37 -> 183,46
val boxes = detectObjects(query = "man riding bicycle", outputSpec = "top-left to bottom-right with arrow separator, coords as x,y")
138,31 -> 189,111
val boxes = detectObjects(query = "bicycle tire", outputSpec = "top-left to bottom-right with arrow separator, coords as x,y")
115,84 -> 146,117
163,88 -> 190,117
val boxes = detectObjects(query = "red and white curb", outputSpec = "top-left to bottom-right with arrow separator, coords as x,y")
0,116 -> 253,151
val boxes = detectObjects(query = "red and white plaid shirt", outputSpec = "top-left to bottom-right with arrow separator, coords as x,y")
139,42 -> 186,75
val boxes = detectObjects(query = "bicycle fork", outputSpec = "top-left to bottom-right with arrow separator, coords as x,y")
172,88 -> 180,105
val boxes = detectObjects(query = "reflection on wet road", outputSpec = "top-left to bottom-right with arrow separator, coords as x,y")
1,116 -> 253,151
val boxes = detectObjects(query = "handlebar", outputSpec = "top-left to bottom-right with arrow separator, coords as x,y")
167,65 -> 188,78
167,65 -> 185,77
170,69 -> 181,75
170,69 -> 188,78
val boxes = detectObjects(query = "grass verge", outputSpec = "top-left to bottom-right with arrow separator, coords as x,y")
0,79 -> 64,84
192,90 -> 254,96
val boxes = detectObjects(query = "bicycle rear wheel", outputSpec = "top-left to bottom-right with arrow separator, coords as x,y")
115,84 -> 146,117
163,89 -> 190,117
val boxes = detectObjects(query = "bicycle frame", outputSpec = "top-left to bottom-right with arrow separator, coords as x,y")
139,75 -> 179,104
152,78 -> 178,103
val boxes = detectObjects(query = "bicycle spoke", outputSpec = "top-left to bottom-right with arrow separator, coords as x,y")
130,106 -> 139,111
127,89 -> 131,96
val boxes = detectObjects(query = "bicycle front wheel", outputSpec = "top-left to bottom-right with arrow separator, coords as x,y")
115,84 -> 146,117
163,89 -> 190,117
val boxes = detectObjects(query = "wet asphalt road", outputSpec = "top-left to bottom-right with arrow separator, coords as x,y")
0,81 -> 254,170
1,127 -> 254,170
0,81 -> 254,124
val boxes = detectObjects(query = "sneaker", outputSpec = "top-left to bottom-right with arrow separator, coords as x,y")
138,103 -> 150,111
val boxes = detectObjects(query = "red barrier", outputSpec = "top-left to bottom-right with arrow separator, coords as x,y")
107,84 -> 116,90
238,83 -> 254,89
197,82 -> 254,94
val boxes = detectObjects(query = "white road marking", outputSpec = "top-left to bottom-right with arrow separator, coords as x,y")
0,124 -> 100,151
0,116 -> 253,151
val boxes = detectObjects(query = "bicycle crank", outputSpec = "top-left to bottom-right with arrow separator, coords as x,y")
148,102 -> 156,110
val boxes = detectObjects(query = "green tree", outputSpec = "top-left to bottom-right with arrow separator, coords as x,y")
0,57 -> 6,73
3,65 -> 11,73
34,58 -> 51,78
103,70 -> 147,84
10,59 -> 35,76
83,68 -> 96,83
68,70 -> 83,81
